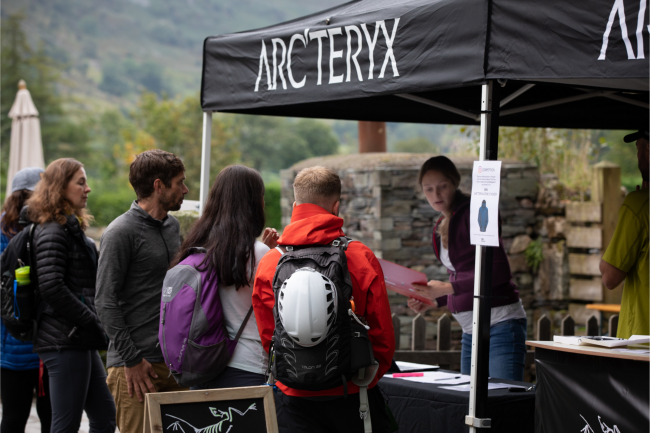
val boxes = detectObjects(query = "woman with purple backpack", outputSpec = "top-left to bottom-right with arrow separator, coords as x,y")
168,165 -> 279,389
407,156 -> 527,381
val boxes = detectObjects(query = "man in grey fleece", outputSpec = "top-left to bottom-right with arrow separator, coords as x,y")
96,149 -> 188,433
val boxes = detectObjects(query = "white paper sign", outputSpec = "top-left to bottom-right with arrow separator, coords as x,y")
470,161 -> 502,247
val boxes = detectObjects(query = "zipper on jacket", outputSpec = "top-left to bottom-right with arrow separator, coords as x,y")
158,227 -> 170,264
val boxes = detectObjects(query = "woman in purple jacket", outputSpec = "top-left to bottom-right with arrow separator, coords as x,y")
408,156 -> 527,381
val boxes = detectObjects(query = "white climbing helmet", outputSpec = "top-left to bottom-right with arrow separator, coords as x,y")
278,267 -> 337,347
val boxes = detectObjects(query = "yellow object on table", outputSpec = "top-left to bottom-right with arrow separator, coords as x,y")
586,304 -> 621,313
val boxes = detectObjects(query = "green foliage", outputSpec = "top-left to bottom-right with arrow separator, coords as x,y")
599,129 -> 641,177
1,13 -> 90,199
524,239 -> 544,274
264,181 -> 282,230
496,128 -> 599,194
235,116 -> 340,172
393,137 -> 439,153
86,177 -> 136,226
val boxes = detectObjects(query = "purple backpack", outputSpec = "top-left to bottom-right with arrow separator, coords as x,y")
158,248 -> 253,387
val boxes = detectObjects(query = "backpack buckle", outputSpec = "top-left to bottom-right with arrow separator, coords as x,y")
286,246 -> 294,251
332,240 -> 341,247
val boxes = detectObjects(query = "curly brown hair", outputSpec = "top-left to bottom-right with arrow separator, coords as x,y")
1,189 -> 32,237
27,158 -> 94,230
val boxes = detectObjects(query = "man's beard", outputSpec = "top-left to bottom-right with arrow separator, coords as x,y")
160,193 -> 183,212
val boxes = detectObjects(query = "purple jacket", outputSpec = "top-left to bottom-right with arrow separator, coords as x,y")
432,195 -> 519,313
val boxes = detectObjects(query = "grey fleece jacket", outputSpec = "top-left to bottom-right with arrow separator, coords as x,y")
95,201 -> 180,368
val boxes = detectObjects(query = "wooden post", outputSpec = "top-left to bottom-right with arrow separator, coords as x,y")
536,314 -> 551,341
437,314 -> 451,351
411,314 -> 426,351
561,315 -> 575,336
586,314 -> 600,336
592,162 -> 623,304
391,313 -> 401,350
609,314 -> 619,338
358,121 -> 386,153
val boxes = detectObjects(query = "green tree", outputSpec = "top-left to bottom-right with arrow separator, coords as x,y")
1,13 -> 90,197
125,92 -> 239,199
294,119 -> 339,157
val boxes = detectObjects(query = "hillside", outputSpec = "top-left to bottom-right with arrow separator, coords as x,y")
2,0 -> 346,111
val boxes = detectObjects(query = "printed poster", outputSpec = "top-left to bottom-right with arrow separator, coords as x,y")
470,161 -> 502,247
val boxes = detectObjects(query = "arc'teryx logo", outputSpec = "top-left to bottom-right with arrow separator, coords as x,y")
598,0 -> 648,60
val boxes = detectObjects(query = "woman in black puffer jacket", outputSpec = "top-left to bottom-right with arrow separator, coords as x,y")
28,158 -> 115,433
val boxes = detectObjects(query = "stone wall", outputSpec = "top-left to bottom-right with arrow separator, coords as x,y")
280,153 -> 540,349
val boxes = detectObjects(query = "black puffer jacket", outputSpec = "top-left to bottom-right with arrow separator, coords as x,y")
32,214 -> 107,352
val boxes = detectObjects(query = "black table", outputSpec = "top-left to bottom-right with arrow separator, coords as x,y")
528,341 -> 649,433
379,371 -> 535,433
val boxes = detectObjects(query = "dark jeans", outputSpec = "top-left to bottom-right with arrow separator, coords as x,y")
39,350 -> 116,433
191,366 -> 266,390
276,386 -> 390,433
0,366 -> 51,433
460,318 -> 528,381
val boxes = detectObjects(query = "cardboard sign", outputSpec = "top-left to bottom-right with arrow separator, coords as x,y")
144,386 -> 278,433
378,259 -> 435,305
469,161 -> 502,247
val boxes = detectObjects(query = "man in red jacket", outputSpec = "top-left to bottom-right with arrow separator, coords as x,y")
253,166 -> 395,433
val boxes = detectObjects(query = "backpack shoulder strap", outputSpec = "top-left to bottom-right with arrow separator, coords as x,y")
180,247 -> 208,262
232,306 -> 254,343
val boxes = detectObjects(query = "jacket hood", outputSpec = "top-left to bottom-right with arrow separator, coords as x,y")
277,204 -> 345,246
128,201 -> 170,227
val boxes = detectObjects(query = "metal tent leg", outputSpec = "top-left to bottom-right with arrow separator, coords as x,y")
199,111 -> 213,215
466,81 -> 501,431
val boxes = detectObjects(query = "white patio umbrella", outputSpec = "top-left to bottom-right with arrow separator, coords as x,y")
6,80 -> 45,196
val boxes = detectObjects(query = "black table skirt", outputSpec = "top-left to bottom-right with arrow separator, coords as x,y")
379,373 -> 535,433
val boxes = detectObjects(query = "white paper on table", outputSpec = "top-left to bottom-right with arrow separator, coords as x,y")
395,361 -> 439,371
469,161 -> 502,247
439,383 -> 525,392
611,348 -> 650,354
387,371 -> 464,383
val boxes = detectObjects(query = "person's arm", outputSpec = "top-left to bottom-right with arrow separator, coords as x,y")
95,225 -> 159,402
34,225 -> 100,329
601,201 -> 642,291
95,227 -> 142,365
252,249 -> 282,354
599,260 -> 627,290
356,248 -> 396,381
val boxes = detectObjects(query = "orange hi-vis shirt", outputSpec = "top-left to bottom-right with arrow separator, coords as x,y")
252,203 -> 396,397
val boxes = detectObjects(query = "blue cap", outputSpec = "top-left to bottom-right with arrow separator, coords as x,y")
11,167 -> 44,193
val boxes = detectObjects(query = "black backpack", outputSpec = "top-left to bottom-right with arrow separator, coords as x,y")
268,237 -> 375,392
1,223 -> 41,341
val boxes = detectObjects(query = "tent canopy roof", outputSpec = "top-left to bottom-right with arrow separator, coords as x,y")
201,0 -> 649,129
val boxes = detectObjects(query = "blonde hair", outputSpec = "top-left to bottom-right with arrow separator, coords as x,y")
28,158 -> 94,230
293,166 -> 341,206
418,156 -> 461,249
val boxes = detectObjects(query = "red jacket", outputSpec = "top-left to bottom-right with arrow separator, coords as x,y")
252,203 -> 395,397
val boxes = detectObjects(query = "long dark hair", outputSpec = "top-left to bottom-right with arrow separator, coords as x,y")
171,165 -> 266,289
1,189 -> 32,237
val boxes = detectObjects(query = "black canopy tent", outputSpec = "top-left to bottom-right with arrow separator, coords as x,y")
199,0 -> 648,430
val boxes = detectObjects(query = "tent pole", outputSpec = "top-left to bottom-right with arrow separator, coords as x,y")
199,111 -> 213,216
466,81 -> 500,431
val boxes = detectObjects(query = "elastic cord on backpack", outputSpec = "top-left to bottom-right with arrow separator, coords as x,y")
13,280 -> 20,319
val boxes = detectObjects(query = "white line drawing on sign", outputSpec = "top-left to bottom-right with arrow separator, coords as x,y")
166,403 -> 257,433
579,414 -> 621,433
